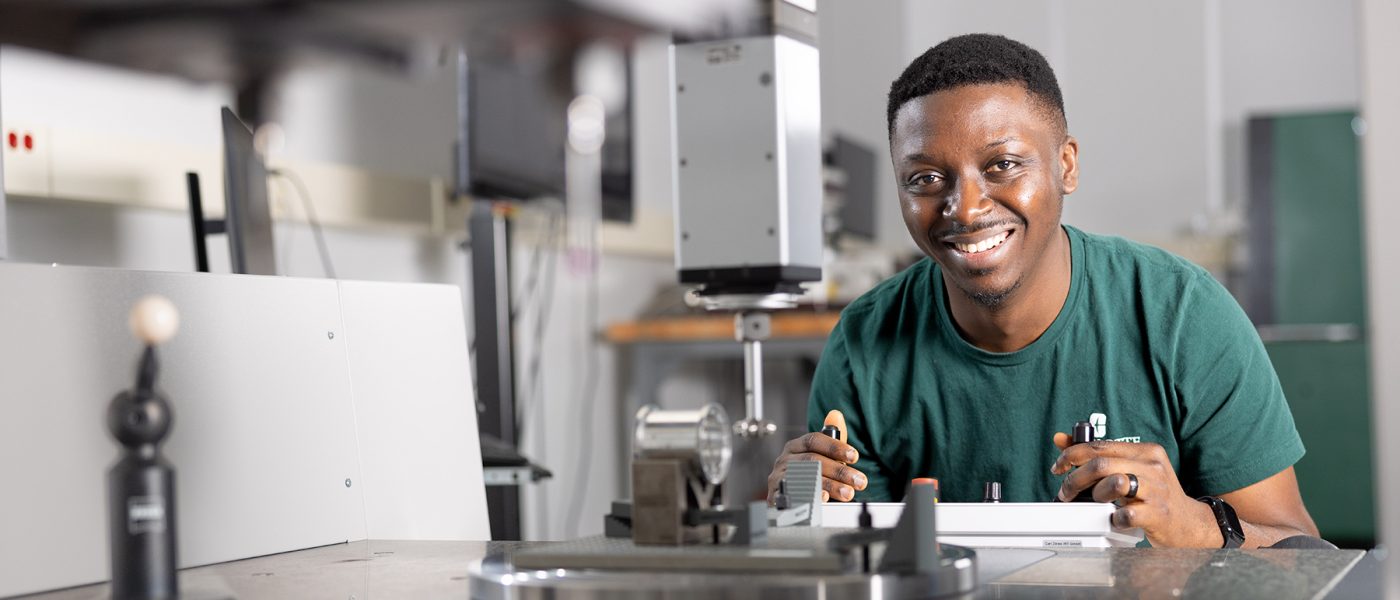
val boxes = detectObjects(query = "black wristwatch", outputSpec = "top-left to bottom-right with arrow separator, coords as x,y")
1197,496 -> 1245,548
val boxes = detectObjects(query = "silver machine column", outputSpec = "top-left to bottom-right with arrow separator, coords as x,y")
670,0 -> 823,438
735,312 -> 774,437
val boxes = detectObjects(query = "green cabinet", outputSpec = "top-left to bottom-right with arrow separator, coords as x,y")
1247,111 -> 1373,547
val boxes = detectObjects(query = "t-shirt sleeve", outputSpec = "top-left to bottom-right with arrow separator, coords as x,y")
1171,272 -> 1305,497
808,315 -> 897,501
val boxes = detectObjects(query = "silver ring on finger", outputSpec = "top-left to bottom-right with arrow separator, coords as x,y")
1125,473 -> 1140,499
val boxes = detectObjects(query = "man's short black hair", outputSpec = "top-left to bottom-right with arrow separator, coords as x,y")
887,34 -> 1066,136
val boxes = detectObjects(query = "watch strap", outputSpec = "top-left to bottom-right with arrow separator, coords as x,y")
1197,496 -> 1245,548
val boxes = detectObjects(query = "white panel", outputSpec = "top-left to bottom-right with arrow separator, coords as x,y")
1,120 -> 50,199
338,280 -> 490,541
1360,0 -> 1400,596
0,46 -> 230,149
0,53 -> 6,259
0,264 -> 365,597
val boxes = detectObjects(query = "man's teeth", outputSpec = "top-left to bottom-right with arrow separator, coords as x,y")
953,231 -> 1010,254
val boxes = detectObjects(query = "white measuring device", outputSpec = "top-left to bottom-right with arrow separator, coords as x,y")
822,502 -> 1145,549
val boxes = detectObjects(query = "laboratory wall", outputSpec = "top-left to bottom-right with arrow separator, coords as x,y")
894,0 -> 1359,249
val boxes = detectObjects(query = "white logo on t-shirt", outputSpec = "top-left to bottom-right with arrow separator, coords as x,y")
1090,412 -> 1107,438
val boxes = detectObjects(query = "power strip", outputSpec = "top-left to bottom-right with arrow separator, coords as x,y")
821,502 -> 1144,549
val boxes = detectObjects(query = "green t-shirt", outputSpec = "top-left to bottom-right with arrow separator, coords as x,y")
809,225 -> 1304,503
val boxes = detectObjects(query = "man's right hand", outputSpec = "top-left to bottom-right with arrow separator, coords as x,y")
767,432 -> 868,503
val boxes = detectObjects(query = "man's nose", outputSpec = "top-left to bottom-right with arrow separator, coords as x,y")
943,177 -> 991,225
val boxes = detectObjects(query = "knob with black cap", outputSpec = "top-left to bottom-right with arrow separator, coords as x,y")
1056,420 -> 1098,502
983,481 -> 1003,503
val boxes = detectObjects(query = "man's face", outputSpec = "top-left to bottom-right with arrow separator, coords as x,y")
890,83 -> 1078,306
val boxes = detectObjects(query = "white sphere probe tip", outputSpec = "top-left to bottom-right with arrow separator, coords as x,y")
129,295 -> 180,346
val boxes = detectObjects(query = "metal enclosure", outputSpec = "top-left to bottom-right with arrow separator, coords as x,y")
0,264 -> 489,597
670,35 -> 823,289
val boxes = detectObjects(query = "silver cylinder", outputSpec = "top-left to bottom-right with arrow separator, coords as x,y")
633,404 -> 733,486
743,339 -> 763,422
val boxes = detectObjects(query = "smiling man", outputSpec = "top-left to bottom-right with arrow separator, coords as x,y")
766,34 -> 1322,548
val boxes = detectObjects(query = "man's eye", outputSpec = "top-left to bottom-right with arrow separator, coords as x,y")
909,173 -> 941,186
990,160 -> 1017,171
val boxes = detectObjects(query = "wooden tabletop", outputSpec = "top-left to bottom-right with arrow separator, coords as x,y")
604,311 -> 842,344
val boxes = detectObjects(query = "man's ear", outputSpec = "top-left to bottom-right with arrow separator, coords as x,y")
1060,135 -> 1079,195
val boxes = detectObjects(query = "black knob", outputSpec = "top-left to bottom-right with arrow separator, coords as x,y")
820,425 -> 841,441
1069,420 -> 1097,502
983,481 -> 1003,503
1072,420 -> 1095,444
775,480 -> 790,510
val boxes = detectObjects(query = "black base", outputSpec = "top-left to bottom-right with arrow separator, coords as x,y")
679,265 -> 822,295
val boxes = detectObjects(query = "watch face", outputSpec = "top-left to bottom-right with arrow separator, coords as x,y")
1201,496 -> 1245,548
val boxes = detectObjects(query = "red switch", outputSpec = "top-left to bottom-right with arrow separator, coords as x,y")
6,132 -> 14,149
23,133 -> 33,151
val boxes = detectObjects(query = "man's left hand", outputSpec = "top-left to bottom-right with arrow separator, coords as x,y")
1050,433 -> 1220,548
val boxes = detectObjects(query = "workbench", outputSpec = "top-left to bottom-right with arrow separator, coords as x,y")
23,539 -> 1383,599
604,311 -> 841,422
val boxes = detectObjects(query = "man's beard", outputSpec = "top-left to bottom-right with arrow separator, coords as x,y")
957,276 -> 1023,311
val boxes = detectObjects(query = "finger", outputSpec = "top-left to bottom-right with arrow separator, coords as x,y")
1111,504 -> 1140,530
823,410 -> 849,442
829,459 -> 869,490
783,432 -> 859,464
772,461 -> 856,503
1056,456 -> 1146,502
1052,431 -> 1072,450
822,476 -> 856,501
1051,440 -> 1159,474
790,452 -> 868,489
1092,473 -> 1138,504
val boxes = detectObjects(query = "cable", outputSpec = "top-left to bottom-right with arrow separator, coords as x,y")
515,209 -> 564,435
511,222 -> 546,320
512,199 -> 565,321
273,187 -> 297,273
513,207 -> 564,539
269,168 -> 337,279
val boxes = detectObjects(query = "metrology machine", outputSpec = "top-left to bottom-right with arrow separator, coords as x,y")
670,0 -> 824,438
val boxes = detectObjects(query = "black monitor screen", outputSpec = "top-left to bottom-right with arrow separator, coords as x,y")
221,107 -> 277,275
830,135 -> 877,240
467,54 -> 633,223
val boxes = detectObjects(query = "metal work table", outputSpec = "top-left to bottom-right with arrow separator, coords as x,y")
22,539 -> 1380,599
